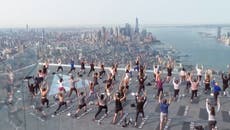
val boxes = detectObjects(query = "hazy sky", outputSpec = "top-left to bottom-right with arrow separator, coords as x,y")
0,0 -> 229,27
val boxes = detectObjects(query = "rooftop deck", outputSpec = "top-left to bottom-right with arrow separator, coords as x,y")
0,64 -> 229,130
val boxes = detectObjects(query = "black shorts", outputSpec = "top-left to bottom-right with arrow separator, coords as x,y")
208,120 -> 216,129
78,103 -> 86,109
115,107 -> 123,113
167,73 -> 172,76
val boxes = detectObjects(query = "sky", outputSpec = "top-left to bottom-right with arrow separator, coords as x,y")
0,0 -> 229,27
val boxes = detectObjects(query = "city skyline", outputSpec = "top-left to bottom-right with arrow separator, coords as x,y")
0,0 -> 230,27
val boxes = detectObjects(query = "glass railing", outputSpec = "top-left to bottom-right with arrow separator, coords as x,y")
0,46 -> 38,130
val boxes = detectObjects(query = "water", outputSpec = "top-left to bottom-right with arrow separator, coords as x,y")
149,27 -> 230,71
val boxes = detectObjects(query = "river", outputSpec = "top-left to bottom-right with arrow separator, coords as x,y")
149,26 -> 230,71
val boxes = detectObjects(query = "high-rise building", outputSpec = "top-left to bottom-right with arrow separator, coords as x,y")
26,24 -> 29,32
135,17 -> 139,33
42,28 -> 45,44
227,32 -> 230,38
217,27 -> 221,39
124,23 -> 131,37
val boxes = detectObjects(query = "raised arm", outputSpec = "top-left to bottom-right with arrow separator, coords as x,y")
45,84 -> 49,93
168,97 -> 172,105
196,64 -> 199,71
120,93 -> 126,102
143,91 -> 147,102
97,93 -> 100,99
113,94 -> 116,101
206,99 -> 210,113
172,77 -> 176,85
39,84 -> 43,92
158,91 -> 162,103
217,98 -> 221,112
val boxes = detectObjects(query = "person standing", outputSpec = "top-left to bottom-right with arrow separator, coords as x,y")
159,92 -> 172,130
212,82 -> 221,105
180,68 -> 186,81
172,77 -> 181,99
166,63 -> 173,83
134,92 -> 147,127
78,59 -> 86,75
206,98 -> 220,130
137,76 -> 147,93
74,92 -> 87,117
156,78 -> 166,98
99,64 -> 106,79
88,61 -> 95,77
93,93 -> 108,120
54,93 -> 67,115
68,58 -> 76,74
196,64 -> 203,81
57,58 -> 63,72
68,76 -> 79,98
221,73 -> 229,96
204,74 -> 211,94
190,77 -> 200,103
112,92 -> 126,124
40,83 -> 49,108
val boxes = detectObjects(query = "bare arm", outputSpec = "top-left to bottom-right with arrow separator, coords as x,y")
158,91 -> 162,103
206,99 -> 210,113
168,96 -> 172,105
172,77 -> 176,84
45,84 -> 49,93
217,98 -> 221,112
39,85 -> 43,93
120,94 -> 126,102
196,64 -> 198,71
113,94 -> 116,101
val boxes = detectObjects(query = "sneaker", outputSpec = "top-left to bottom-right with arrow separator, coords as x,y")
105,113 -> 108,117
134,122 -> 137,127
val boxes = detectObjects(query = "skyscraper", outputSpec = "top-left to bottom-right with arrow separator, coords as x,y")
26,24 -> 29,32
135,17 -> 139,34
217,27 -> 221,39
42,28 -> 45,44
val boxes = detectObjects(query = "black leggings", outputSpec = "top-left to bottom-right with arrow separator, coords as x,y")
191,90 -> 198,100
208,120 -> 216,130
135,110 -> 145,122
223,84 -> 228,91
69,88 -> 78,97
57,66 -> 63,72
138,85 -> 145,93
157,88 -> 163,97
99,71 -> 106,77
88,69 -> 95,76
197,75 -> 202,81
68,67 -> 76,73
186,81 -> 191,89
41,98 -> 49,107
55,101 -> 67,113
174,89 -> 180,98
95,105 -> 108,118
205,83 -> 211,91
214,92 -> 219,104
